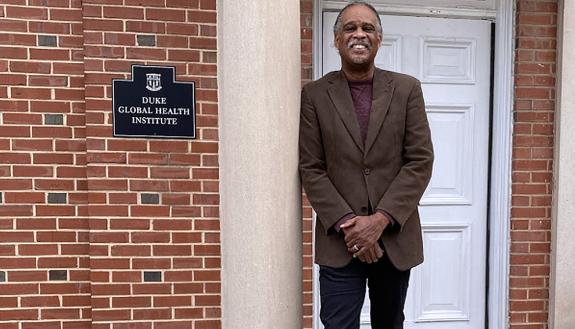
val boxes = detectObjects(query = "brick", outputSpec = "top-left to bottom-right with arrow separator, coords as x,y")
132,308 -> 172,320
131,205 -> 170,217
174,308 -> 203,319
0,245 -> 15,256
0,309 -> 38,320
90,232 -> 129,243
196,319 -> 222,329
193,245 -> 220,256
38,257 -> 78,268
0,73 -> 26,85
112,296 -> 152,308
187,10 -> 216,23
112,271 -> 142,282
32,126 -> 73,138
189,37 -> 216,49
39,282 -> 90,294
172,206 -> 202,217
0,296 -> 18,308
143,271 -> 162,282
194,294 -> 220,308
36,231 -> 77,242
150,167 -> 190,179
6,6 -> 48,19
192,194 -> 219,205
166,0 -> 199,8
141,193 -> 160,204
166,23 -> 198,36
45,114 -> 65,125
128,153 -> 169,165
189,63 -> 217,76
126,47 -> 166,60
4,192 -> 45,204
161,193 -> 189,205
126,21 -> 166,33
132,258 -> 171,269
19,244 -> 58,255
29,48 -> 71,61
151,322 -> 197,329
7,270 -> 47,282
28,76 -> 68,87
153,219 -> 192,231
104,33 -> 136,46
92,309 -> 131,321
49,7 -> 83,20
153,245 -> 191,256
101,192 -> 129,204
146,8 -> 186,21
200,25 -> 217,37
0,19 -> 28,32
84,18 -> 123,31
103,6 -> 144,19
132,283 -> 171,295
199,0 -> 216,10
172,258 -> 202,269
130,180 -> 169,192
111,245 -> 151,257
137,34 -> 156,46
0,205 -> 33,216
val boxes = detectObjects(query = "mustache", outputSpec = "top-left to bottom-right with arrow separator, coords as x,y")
347,40 -> 370,49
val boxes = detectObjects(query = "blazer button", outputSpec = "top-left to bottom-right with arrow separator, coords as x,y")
360,206 -> 368,214
363,168 -> 371,175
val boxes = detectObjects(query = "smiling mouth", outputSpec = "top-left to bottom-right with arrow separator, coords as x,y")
348,43 -> 369,50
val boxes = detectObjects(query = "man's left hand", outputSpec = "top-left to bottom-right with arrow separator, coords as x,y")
340,212 -> 391,258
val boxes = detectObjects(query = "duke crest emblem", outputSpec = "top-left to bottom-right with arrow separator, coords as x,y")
146,73 -> 162,92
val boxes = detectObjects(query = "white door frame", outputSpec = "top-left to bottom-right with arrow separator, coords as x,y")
311,1 -> 514,328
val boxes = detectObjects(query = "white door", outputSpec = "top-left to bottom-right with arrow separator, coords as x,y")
317,13 -> 491,329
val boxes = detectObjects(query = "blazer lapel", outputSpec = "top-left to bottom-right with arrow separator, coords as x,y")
365,69 -> 394,155
327,72 -> 364,153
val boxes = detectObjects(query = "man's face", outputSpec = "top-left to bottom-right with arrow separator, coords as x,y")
334,5 -> 382,69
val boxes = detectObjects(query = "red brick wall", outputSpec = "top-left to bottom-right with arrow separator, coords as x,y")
0,0 -> 220,328
511,1 -> 556,328
0,1 -> 90,328
300,0 -> 314,327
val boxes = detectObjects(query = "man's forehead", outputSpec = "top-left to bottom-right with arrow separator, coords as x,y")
339,4 -> 379,24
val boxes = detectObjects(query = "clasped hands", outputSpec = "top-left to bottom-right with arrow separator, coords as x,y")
341,212 -> 390,264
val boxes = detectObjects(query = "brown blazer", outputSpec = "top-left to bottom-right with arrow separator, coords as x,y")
299,68 -> 434,271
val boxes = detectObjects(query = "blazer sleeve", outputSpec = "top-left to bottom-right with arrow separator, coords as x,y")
377,81 -> 434,228
299,87 -> 353,234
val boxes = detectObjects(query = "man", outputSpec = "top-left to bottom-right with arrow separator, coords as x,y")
298,1 -> 434,328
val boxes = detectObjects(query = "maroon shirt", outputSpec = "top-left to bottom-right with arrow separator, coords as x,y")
348,78 -> 373,144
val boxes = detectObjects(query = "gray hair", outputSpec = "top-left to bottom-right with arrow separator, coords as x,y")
333,1 -> 382,35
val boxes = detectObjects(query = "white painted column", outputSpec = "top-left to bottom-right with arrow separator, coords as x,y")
551,1 -> 575,328
218,1 -> 302,328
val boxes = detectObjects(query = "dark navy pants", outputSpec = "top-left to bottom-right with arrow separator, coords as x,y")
319,254 -> 410,329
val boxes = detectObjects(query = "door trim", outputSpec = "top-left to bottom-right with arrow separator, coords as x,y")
322,0 -> 497,19
488,0 -> 514,328
311,1 -> 514,328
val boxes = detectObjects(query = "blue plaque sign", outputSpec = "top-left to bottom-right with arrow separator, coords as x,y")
113,65 -> 196,139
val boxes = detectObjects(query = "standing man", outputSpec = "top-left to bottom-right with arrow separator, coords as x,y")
299,1 -> 434,328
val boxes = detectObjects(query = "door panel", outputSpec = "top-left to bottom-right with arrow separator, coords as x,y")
319,13 -> 491,329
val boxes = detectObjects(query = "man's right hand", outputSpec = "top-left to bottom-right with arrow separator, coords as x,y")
341,218 -> 385,263
357,243 -> 384,264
